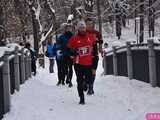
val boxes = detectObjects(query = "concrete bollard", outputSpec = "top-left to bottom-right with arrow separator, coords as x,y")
14,46 -> 20,91
0,61 -> 4,119
126,42 -> 133,79
103,55 -> 107,75
2,51 -> 11,113
148,40 -> 157,87
113,47 -> 118,76
24,55 -> 28,80
26,52 -> 29,79
28,53 -> 32,78
20,48 -> 25,84
26,51 -> 30,80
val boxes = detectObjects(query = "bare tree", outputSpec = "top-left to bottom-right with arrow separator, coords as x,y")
148,0 -> 155,37
96,0 -> 102,34
139,0 -> 144,43
25,0 -> 56,54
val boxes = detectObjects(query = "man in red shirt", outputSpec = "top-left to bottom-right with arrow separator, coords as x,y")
67,21 -> 95,104
85,18 -> 103,95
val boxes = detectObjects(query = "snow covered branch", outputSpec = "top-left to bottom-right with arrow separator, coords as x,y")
39,25 -> 53,46
47,0 -> 55,14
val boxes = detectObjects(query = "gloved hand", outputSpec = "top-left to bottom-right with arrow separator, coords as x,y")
69,49 -> 79,56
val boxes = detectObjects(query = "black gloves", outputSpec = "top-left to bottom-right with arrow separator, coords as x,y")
69,48 -> 79,56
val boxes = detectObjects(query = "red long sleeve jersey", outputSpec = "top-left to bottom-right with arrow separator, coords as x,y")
87,30 -> 103,56
68,33 -> 96,66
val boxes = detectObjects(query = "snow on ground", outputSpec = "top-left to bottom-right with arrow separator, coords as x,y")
2,58 -> 160,120
102,21 -> 136,48
103,19 -> 160,48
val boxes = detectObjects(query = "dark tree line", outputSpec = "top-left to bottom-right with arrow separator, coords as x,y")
1,0 -> 160,48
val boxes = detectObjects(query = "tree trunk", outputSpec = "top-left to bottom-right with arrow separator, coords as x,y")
149,0 -> 155,37
0,7 -> 5,45
0,7 -> 4,26
122,16 -> 126,27
30,8 -> 39,56
115,3 -> 121,40
134,0 -> 137,34
139,0 -> 144,43
96,0 -> 102,35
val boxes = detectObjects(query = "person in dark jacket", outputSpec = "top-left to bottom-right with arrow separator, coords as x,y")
56,23 -> 74,86
64,24 -> 74,87
25,42 -> 37,76
46,39 -> 56,73
56,35 -> 66,86
85,18 -> 103,95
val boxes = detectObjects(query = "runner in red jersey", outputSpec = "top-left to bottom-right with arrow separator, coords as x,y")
85,18 -> 103,95
68,21 -> 96,105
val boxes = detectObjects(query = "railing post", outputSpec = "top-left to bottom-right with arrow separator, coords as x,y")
24,52 -> 27,80
126,42 -> 133,79
2,51 -> 11,113
14,46 -> 20,91
28,52 -> 32,78
148,40 -> 157,87
0,63 -> 4,119
113,47 -> 118,76
20,48 -> 25,84
26,51 -> 30,80
103,55 -> 107,75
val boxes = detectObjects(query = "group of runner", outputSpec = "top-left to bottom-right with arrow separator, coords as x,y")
46,17 -> 103,105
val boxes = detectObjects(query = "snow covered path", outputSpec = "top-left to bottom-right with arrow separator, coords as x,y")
2,59 -> 160,120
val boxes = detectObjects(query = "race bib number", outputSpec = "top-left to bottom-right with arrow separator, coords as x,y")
78,46 -> 91,56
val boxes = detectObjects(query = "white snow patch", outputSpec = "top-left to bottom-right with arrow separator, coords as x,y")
0,47 -> 7,57
0,46 -> 16,57
7,43 -> 22,51
67,14 -> 74,21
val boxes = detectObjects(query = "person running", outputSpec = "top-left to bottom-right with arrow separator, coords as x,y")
63,24 -> 74,87
67,21 -> 96,104
56,23 -> 74,86
46,38 -> 56,73
85,18 -> 103,95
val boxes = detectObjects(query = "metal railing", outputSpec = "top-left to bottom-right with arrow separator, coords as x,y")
104,40 -> 160,87
0,44 -> 32,119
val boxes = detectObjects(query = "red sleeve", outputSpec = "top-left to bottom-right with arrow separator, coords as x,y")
88,33 -> 96,45
93,34 -> 96,45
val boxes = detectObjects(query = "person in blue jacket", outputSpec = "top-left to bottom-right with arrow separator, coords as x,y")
46,39 -> 56,73
56,23 -> 74,86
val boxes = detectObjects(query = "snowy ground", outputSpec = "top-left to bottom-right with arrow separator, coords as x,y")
102,19 -> 160,48
2,58 -> 160,120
